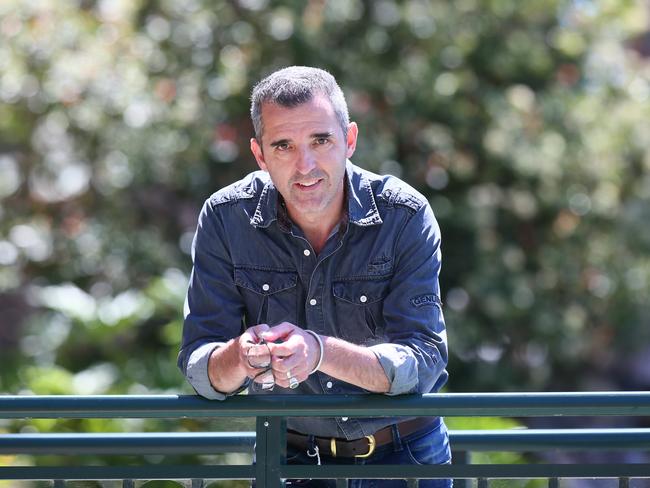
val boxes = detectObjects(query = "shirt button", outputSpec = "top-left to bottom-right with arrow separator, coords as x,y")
303,249 -> 311,256
309,298 -> 317,306
326,381 -> 333,389
262,284 -> 270,292
359,295 -> 367,303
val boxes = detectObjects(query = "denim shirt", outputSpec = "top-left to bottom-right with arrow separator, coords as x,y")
178,161 -> 448,439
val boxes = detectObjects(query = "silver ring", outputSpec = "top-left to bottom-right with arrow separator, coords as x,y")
289,376 -> 299,389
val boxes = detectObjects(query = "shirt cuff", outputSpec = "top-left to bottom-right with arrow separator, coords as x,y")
369,343 -> 418,395
186,342 -> 249,400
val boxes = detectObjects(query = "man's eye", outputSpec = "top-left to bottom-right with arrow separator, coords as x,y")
276,143 -> 290,151
315,138 -> 329,145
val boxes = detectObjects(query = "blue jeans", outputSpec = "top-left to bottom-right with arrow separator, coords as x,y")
284,418 -> 452,488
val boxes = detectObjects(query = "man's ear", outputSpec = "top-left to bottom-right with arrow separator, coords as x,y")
250,137 -> 267,171
345,122 -> 359,159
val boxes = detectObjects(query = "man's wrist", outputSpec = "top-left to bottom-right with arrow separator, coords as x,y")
208,339 -> 249,393
305,330 -> 324,375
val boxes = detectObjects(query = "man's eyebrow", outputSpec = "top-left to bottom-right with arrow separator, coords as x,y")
312,131 -> 334,139
269,138 -> 291,147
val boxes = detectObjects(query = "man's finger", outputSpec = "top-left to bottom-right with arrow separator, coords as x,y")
241,324 -> 269,343
271,353 -> 302,373
251,370 -> 274,385
273,368 -> 309,388
267,338 -> 300,358
259,322 -> 297,342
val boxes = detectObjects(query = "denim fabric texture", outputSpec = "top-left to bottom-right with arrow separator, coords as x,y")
178,161 -> 448,440
282,417 -> 452,488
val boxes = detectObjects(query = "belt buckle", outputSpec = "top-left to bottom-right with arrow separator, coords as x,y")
330,438 -> 337,457
354,435 -> 376,458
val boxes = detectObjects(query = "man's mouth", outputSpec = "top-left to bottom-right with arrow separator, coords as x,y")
295,179 -> 322,189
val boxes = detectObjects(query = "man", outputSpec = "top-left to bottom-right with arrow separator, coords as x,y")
178,66 -> 451,487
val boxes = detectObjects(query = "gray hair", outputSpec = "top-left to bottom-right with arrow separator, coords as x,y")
250,66 -> 350,141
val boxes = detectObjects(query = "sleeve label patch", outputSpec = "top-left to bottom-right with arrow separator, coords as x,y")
410,294 -> 441,308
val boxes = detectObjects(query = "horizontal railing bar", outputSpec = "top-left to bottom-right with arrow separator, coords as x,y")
1,392 -> 650,418
2,429 -> 650,455
0,465 -> 254,481
283,463 -> 650,479
450,428 -> 650,451
0,432 -> 255,455
1,463 -> 649,481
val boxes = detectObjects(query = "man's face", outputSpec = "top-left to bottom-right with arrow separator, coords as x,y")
250,93 -> 358,224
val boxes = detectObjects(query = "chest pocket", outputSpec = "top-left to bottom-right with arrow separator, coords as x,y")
234,268 -> 298,326
332,278 -> 390,344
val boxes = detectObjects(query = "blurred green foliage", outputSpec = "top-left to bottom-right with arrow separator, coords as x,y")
1,0 -> 650,477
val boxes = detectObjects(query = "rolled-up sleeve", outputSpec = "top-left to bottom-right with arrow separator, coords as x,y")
177,199 -> 247,399
371,203 -> 448,395
185,342 -> 226,399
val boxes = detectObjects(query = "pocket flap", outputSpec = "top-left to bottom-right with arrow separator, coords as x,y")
234,268 -> 297,295
332,279 -> 390,305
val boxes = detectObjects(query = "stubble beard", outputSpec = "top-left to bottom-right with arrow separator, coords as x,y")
287,171 -> 345,222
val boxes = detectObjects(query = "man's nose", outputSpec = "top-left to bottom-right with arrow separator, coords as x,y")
295,148 -> 317,174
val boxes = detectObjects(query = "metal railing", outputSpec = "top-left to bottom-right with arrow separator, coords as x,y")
1,392 -> 649,486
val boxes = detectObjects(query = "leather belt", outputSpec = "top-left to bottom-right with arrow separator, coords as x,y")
286,417 -> 438,459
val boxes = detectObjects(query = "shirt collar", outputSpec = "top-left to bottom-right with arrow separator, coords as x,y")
248,178 -> 279,228
344,160 -> 383,227
249,160 -> 383,229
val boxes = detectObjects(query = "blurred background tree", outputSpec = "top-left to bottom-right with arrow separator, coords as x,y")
1,0 -> 649,416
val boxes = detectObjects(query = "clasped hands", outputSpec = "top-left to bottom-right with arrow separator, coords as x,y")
239,322 -> 321,390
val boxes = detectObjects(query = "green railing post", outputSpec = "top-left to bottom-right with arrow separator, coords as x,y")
256,417 -> 268,487
452,450 -> 470,488
268,416 -> 287,488
256,416 -> 286,488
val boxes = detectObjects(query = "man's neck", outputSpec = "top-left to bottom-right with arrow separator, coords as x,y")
281,176 -> 348,255
290,207 -> 343,255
